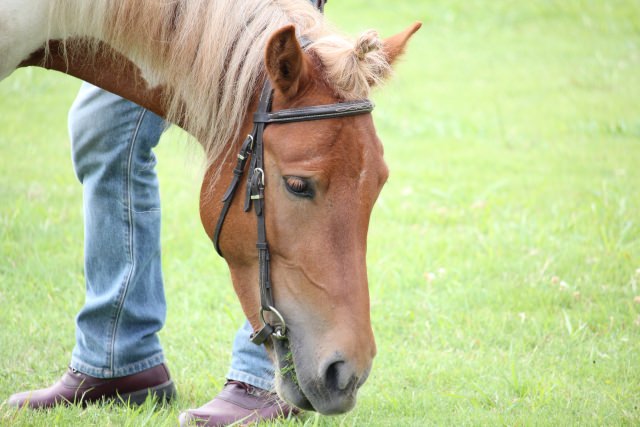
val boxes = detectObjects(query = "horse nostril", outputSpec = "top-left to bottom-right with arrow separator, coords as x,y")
324,360 -> 355,392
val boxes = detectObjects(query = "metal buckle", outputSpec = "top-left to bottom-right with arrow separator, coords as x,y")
253,168 -> 265,187
249,168 -> 265,201
260,305 -> 287,340
238,134 -> 254,160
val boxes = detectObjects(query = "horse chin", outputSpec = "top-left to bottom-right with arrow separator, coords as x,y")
272,338 -> 315,411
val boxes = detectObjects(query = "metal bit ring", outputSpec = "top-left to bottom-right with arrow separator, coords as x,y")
259,305 -> 287,339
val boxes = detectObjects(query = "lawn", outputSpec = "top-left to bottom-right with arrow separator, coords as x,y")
1,0 -> 639,425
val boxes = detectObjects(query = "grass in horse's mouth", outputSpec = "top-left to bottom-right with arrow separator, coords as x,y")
279,349 -> 300,388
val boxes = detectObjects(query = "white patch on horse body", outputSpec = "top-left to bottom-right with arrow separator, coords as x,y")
0,0 -> 51,79
0,0 -> 109,80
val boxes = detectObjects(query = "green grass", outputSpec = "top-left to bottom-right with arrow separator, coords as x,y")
1,0 -> 639,425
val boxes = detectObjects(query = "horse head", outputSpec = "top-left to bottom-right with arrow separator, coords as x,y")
200,22 -> 420,414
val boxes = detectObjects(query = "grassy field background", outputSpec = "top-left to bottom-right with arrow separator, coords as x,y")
1,0 -> 639,425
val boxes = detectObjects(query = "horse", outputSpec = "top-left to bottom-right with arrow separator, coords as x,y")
0,0 -> 420,415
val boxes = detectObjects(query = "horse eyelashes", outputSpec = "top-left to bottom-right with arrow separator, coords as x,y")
284,176 -> 314,198
286,177 -> 306,191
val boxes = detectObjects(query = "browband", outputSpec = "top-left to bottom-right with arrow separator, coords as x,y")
253,100 -> 374,124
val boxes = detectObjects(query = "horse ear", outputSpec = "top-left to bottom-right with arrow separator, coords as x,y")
382,22 -> 422,66
265,25 -> 307,99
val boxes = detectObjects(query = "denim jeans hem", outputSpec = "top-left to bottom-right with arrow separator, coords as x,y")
227,368 -> 274,391
70,351 -> 165,379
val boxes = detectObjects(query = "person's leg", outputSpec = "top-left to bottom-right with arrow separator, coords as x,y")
226,320 -> 275,390
69,83 -> 168,378
7,83 -> 175,408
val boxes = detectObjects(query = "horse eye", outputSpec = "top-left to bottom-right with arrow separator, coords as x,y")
284,176 -> 313,198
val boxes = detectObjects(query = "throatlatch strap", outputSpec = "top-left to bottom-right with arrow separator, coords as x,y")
213,82 -> 272,257
213,133 -> 254,256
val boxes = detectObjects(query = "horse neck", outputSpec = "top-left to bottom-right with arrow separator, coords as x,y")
11,0 -> 328,167
20,39 -> 169,120
44,0 -> 288,166
0,0 -> 161,116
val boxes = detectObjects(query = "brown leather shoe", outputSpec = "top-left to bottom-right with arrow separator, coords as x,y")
7,364 -> 176,408
179,380 -> 299,426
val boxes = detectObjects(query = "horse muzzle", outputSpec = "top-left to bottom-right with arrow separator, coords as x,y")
272,331 -> 373,415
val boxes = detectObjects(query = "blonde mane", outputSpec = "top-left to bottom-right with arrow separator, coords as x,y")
49,0 -> 391,165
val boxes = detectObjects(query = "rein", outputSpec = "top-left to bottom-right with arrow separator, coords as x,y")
213,41 -> 374,346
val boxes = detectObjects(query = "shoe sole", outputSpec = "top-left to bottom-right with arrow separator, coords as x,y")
118,380 -> 177,406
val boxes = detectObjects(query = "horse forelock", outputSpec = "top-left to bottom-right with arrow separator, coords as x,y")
48,0 -> 391,167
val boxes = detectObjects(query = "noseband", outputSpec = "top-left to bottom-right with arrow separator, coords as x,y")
212,44 -> 374,345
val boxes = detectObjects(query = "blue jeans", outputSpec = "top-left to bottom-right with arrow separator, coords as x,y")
68,83 -> 274,390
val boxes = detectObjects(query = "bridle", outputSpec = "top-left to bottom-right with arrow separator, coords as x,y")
212,38 -> 374,345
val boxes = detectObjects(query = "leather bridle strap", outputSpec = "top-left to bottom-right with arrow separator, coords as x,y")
247,81 -> 278,343
212,133 -> 254,256
212,82 -> 270,258
314,0 -> 327,13
253,100 -> 374,124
